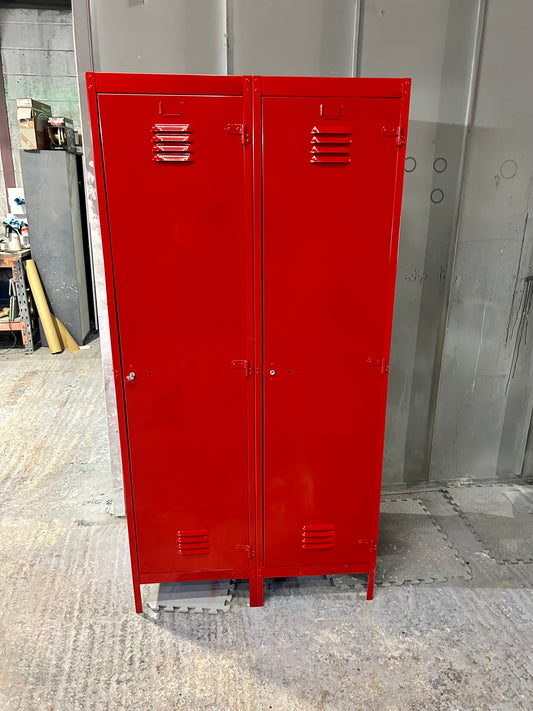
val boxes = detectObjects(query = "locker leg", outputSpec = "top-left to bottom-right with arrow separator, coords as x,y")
249,573 -> 257,607
255,574 -> 264,607
133,579 -> 143,613
366,560 -> 376,601
249,572 -> 264,607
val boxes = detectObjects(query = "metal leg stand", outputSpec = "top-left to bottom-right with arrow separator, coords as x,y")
249,569 -> 263,607
13,258 -> 34,354
367,543 -> 377,600
133,578 -> 143,613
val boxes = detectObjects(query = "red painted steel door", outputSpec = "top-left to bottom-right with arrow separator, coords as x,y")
262,95 -> 402,568
98,93 -> 251,575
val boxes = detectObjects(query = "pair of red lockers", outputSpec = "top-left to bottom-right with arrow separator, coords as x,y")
87,73 -> 410,611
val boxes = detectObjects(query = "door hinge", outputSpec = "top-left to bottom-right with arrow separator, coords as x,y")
225,123 -> 249,145
234,544 -> 254,559
231,359 -> 252,376
366,357 -> 389,375
381,125 -> 406,147
358,539 -> 377,553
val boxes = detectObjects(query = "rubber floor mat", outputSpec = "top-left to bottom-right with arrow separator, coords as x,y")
148,579 -> 234,613
377,497 -> 471,585
445,484 -> 533,564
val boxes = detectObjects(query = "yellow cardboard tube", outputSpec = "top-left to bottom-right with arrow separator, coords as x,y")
51,314 -> 79,354
25,259 -> 62,354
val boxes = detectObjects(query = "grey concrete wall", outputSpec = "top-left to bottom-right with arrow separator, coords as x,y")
359,0 -> 481,484
72,0 -> 123,514
89,0 -> 226,74
230,0 -> 356,76
431,0 -> 533,481
72,0 -> 533,493
0,8 -> 80,215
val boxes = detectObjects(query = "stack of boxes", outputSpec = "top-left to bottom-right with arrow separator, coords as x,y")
16,98 -> 80,153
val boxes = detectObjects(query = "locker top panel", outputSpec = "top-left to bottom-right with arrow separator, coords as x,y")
87,73 -> 410,100
87,73 -> 247,96
260,76 -> 410,98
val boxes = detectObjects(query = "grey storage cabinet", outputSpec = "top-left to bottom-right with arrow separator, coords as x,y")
21,150 -> 90,346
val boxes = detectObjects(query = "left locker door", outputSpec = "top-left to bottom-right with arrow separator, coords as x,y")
98,92 -> 252,577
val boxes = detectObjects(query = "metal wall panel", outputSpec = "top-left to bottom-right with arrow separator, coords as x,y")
89,0 -> 226,73
229,0 -> 356,76
21,150 -> 90,345
358,0 -> 480,483
75,0 -> 533,488
431,0 -> 533,480
72,0 -> 125,514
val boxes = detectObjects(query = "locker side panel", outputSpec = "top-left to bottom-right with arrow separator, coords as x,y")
262,92 -> 405,570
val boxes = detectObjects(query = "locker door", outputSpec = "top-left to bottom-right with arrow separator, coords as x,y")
262,94 -> 403,569
98,93 -> 252,575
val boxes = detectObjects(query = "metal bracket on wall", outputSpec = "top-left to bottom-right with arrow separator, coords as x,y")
13,258 -> 34,354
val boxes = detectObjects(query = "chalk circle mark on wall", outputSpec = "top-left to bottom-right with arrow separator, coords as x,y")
405,156 -> 416,173
500,159 -> 518,179
431,189 -> 444,204
433,157 -> 447,173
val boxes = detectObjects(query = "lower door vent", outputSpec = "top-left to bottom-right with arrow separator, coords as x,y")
302,523 -> 335,550
177,529 -> 209,556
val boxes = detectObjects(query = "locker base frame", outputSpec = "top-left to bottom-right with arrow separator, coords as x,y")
262,559 -> 377,603
133,559 -> 377,613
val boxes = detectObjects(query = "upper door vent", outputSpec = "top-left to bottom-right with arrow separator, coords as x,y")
310,125 -> 351,165
152,123 -> 193,163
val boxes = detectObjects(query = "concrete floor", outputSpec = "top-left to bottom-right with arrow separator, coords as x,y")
0,339 -> 532,710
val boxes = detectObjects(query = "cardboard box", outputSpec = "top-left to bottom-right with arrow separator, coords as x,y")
48,116 -> 77,153
17,98 -> 51,150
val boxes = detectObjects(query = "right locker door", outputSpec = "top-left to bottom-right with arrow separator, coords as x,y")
262,86 -> 404,570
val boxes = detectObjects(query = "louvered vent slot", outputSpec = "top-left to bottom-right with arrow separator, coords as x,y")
177,529 -> 209,556
310,125 -> 351,164
152,123 -> 193,163
302,524 -> 335,550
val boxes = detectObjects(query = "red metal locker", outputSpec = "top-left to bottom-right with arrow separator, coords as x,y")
87,75 -> 258,610
256,77 -> 410,602
88,74 -> 410,610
